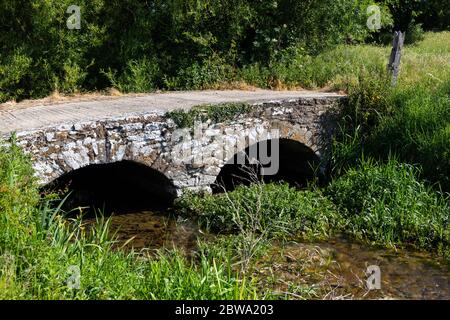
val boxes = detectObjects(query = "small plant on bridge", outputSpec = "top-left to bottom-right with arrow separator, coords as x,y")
166,102 -> 252,128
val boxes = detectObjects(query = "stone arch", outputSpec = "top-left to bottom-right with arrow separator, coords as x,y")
216,119 -> 322,165
267,119 -> 321,156
211,130 -> 321,193
43,160 -> 177,214
166,119 -> 325,193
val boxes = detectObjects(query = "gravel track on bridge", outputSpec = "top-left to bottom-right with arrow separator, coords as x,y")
0,90 -> 345,135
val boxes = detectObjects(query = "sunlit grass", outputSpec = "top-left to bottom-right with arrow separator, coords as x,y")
264,31 -> 450,90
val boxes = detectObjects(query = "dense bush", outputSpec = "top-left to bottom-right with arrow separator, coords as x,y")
2,0 -> 448,102
327,159 -> 449,255
404,21 -> 425,44
176,183 -> 341,240
0,0 -> 390,102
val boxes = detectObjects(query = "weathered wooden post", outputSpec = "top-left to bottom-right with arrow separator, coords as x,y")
387,31 -> 405,86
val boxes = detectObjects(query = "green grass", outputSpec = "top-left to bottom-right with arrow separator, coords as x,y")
326,158 -> 449,256
364,81 -> 450,190
240,31 -> 450,90
325,33 -> 450,192
176,183 -> 340,241
176,166 -> 449,258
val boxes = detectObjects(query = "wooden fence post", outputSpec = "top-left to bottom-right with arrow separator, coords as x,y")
387,31 -> 405,86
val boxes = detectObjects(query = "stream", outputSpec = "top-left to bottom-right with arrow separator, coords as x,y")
84,210 -> 450,300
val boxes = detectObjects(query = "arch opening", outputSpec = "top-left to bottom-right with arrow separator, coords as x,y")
42,160 -> 177,216
211,138 -> 321,193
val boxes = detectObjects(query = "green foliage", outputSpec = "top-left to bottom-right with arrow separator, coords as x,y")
327,159 -> 450,254
0,0 -> 108,100
330,74 -> 450,192
326,33 -> 450,191
0,137 -> 39,249
166,54 -> 236,90
327,72 -> 392,175
59,61 -> 89,93
176,183 -> 341,240
345,73 -> 392,130
0,0 -> 392,102
0,1 -> 446,101
166,102 -> 252,128
0,51 -> 33,102
104,58 -> 160,93
378,0 -> 420,30
378,0 -> 449,33
419,0 -> 450,31
237,41 -> 390,90
333,72 -> 392,153
404,22 -> 425,44
367,80 -> 450,190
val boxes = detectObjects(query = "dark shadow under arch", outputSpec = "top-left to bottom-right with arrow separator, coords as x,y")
211,138 -> 321,193
42,161 -> 176,215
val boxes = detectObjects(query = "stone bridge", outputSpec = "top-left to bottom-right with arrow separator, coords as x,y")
0,90 -> 345,196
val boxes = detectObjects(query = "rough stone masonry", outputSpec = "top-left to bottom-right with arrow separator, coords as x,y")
0,90 -> 346,194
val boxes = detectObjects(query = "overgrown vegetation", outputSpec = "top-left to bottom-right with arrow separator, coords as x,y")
166,102 -> 252,128
176,183 -> 340,240
0,0 -> 424,102
327,159 -> 449,255
177,168 -> 449,257
325,32 -> 450,192
0,141 -> 259,299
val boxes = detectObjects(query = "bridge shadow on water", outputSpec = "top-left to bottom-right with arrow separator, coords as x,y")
211,138 -> 322,193
42,160 -> 177,217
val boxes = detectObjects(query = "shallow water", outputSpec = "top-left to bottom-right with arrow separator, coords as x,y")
268,238 -> 450,299
85,211 -> 449,299
84,211 -> 202,253
323,237 -> 449,299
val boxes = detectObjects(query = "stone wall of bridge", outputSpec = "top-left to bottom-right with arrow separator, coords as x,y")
6,96 -> 343,193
